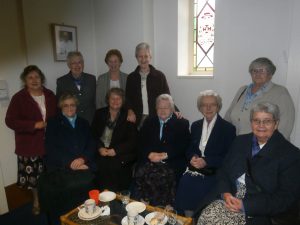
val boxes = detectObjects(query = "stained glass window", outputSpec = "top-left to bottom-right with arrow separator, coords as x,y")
193,0 -> 215,72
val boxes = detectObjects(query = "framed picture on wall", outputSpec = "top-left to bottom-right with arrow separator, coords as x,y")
52,24 -> 78,61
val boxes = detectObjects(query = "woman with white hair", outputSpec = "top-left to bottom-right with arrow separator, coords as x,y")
196,102 -> 300,225
175,90 -> 236,216
125,42 -> 180,129
134,94 -> 190,206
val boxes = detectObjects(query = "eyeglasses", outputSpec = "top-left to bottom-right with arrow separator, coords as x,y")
200,103 -> 217,108
62,104 -> 76,108
251,68 -> 267,75
251,119 -> 275,126
70,61 -> 83,66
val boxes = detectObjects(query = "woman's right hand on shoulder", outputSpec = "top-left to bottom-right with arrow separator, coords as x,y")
127,109 -> 136,123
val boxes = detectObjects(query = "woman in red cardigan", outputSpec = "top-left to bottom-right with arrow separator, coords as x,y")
5,65 -> 57,215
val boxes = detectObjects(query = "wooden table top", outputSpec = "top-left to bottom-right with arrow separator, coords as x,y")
60,193 -> 193,225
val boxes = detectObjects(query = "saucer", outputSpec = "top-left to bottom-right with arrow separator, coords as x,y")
121,215 -> 145,225
78,206 -> 101,220
126,201 -> 146,213
99,191 -> 116,202
145,212 -> 168,225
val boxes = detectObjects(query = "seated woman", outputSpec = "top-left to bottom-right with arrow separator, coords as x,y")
91,87 -> 138,192
134,94 -> 190,206
197,102 -> 300,225
175,90 -> 236,216
41,93 -> 96,220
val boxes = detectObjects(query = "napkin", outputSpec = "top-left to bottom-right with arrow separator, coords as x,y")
99,205 -> 110,216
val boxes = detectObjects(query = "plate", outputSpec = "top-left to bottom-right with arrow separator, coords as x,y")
126,201 -> 146,213
121,215 -> 145,225
78,206 -> 102,220
145,212 -> 168,225
99,191 -> 116,202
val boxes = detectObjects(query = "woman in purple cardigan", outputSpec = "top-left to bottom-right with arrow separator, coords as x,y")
5,65 -> 57,215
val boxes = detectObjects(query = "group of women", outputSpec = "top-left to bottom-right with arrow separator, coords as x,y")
5,42 -> 300,225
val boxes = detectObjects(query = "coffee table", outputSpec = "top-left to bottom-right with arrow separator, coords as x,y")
60,194 -> 193,225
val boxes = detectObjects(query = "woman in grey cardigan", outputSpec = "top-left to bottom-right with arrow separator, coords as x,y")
225,57 -> 295,140
96,49 -> 128,109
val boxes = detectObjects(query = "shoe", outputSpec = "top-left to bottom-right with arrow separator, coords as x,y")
32,206 -> 40,215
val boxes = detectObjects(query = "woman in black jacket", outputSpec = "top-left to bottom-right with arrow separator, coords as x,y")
91,87 -> 138,192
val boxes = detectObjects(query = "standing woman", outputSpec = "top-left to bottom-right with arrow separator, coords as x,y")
126,42 -> 180,128
225,57 -> 295,139
96,49 -> 128,109
5,65 -> 57,215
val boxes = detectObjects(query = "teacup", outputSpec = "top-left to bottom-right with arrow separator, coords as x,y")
84,199 -> 96,215
127,209 -> 138,225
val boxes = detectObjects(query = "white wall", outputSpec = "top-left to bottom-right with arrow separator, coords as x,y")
286,0 -> 300,146
0,0 -> 27,214
93,0 -> 154,76
22,0 -> 97,92
153,0 -> 293,123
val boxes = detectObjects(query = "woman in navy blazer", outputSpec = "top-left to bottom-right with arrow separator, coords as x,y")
175,90 -> 236,215
42,93 -> 96,223
134,94 -> 190,206
45,94 -> 96,172
197,102 -> 300,225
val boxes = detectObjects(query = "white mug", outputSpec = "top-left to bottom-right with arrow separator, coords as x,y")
84,199 -> 96,215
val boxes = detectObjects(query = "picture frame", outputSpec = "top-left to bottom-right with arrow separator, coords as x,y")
52,24 -> 78,61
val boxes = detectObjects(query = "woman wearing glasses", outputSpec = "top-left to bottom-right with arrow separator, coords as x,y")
225,57 -> 295,140
134,94 -> 190,206
196,102 -> 300,225
42,93 -> 96,222
175,90 -> 236,216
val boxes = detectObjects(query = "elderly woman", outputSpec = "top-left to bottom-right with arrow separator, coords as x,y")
175,90 -> 236,216
196,102 -> 300,225
45,93 -> 96,172
96,49 -> 128,109
91,87 -> 137,192
126,42 -> 180,128
5,65 -> 57,215
225,57 -> 295,140
56,51 -> 96,123
41,93 -> 96,222
134,94 -> 190,206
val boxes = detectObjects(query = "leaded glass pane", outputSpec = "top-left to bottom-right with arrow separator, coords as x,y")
193,0 -> 215,72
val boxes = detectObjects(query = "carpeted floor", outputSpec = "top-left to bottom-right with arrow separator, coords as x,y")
0,203 -> 48,225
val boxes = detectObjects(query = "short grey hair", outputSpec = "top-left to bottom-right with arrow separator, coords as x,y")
248,57 -> 276,76
250,102 -> 280,121
135,42 -> 151,57
156,94 -> 175,111
58,92 -> 79,108
197,90 -> 222,112
67,51 -> 84,65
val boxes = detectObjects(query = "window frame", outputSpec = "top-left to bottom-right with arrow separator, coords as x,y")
177,0 -> 215,78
